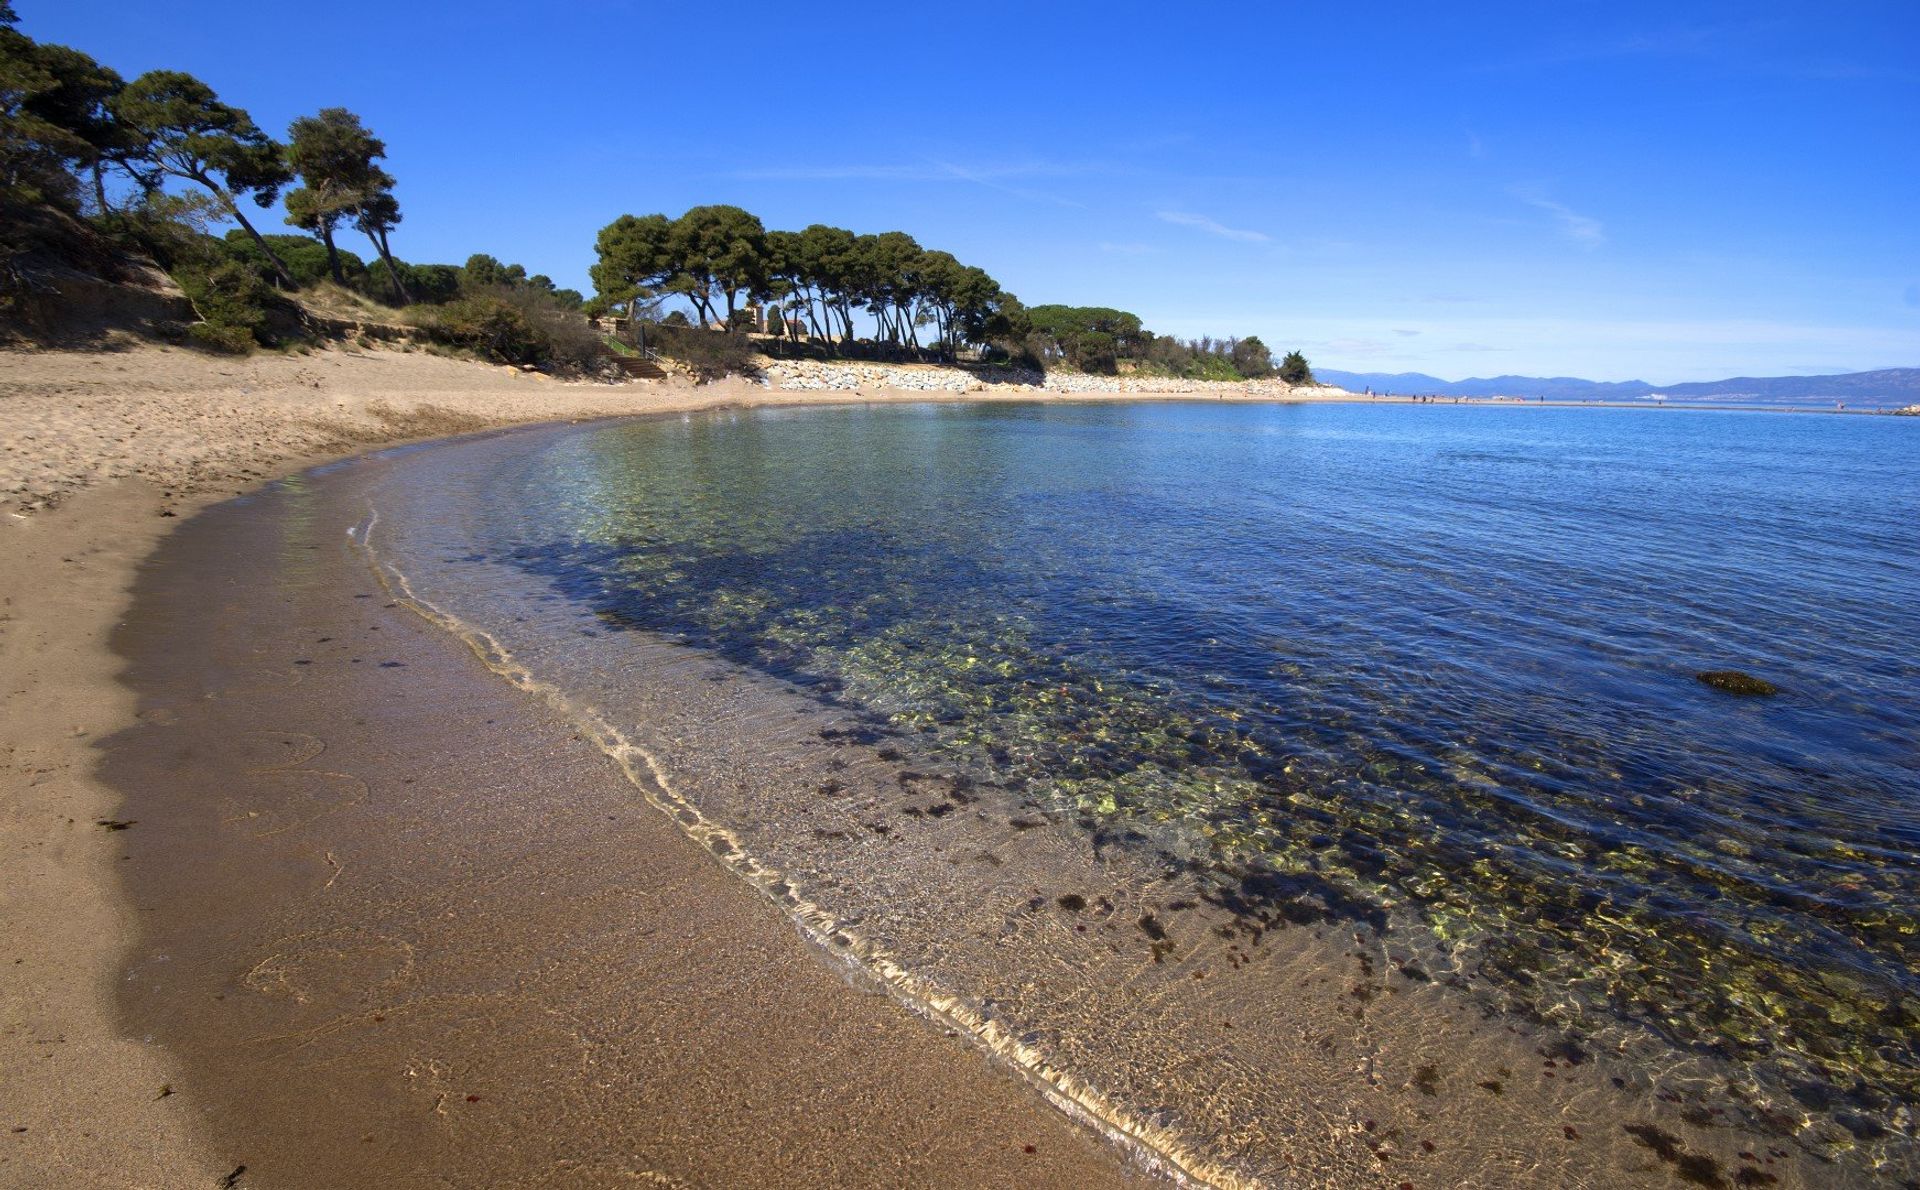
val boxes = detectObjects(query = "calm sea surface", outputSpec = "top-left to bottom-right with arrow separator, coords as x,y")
361,402 -> 1919,1185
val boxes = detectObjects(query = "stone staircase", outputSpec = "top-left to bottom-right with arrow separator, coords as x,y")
613,355 -> 668,381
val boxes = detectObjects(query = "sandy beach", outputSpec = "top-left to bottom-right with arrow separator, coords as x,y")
0,343 -> 1197,1187
0,342 -> 1389,1187
5,342 -> 1880,1188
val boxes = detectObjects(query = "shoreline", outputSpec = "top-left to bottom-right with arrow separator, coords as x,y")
1,342 -> 1905,1186
90,441 -> 1142,1187
5,342 -> 1895,516
0,343 -> 1202,1187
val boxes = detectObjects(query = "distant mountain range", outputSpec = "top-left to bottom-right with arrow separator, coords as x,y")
1313,367 -> 1920,406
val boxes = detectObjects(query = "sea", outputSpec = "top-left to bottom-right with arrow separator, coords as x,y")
350,400 -> 1919,1186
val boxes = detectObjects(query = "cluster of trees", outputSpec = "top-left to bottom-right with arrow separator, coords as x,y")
1019,304 -> 1312,382
588,207 -> 1315,381
591,206 -> 1023,359
2,6 -> 588,361
0,7 -> 408,301
7,6 -> 1315,379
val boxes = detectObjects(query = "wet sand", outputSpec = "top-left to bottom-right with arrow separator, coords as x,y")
91,442 -> 1143,1187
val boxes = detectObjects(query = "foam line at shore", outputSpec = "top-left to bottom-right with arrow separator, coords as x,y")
352,506 -> 1244,1190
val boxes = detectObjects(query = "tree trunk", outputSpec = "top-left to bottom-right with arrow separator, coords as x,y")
90,163 -> 112,218
367,227 -> 410,305
216,188 -> 296,289
802,287 -> 826,344
320,221 -> 343,285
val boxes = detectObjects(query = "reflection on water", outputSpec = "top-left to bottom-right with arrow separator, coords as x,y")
365,402 -> 1919,1186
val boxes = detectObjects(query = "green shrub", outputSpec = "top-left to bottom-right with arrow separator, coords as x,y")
1071,330 -> 1117,374
642,320 -> 757,381
1231,335 -> 1274,378
1186,353 -> 1241,382
431,285 -> 608,371
176,259 -> 276,353
220,230 -> 368,289
433,294 -> 542,363
353,259 -> 460,306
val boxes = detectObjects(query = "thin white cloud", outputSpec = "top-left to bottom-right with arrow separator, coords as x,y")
930,159 -> 1086,208
729,159 -> 1092,207
1319,337 -> 1393,356
1155,210 -> 1270,243
734,160 -> 1093,182
1513,189 -> 1605,248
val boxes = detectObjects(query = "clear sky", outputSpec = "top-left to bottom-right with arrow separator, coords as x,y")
19,0 -> 1920,383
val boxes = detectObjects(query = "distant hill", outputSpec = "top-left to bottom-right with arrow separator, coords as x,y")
1657,369 -> 1920,402
1315,367 -> 1920,406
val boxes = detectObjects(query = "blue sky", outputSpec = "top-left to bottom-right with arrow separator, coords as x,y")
20,0 -> 1920,382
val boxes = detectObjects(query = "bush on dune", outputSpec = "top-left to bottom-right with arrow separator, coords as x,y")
639,320 -> 757,382
430,284 -> 606,370
175,258 -> 279,352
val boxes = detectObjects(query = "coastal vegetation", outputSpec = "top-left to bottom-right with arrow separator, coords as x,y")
2,5 -> 1310,381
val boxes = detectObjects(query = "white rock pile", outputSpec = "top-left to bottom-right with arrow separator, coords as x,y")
761,359 -> 1031,392
761,358 -> 1333,399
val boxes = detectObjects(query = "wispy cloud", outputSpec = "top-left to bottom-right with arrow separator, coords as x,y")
932,160 -> 1087,207
730,159 -> 1092,206
1155,210 -> 1270,243
1494,21 -> 1914,83
734,159 -> 1089,182
1319,337 -> 1393,356
1392,328 -> 1421,338
1513,188 -> 1605,248
1500,22 -> 1765,69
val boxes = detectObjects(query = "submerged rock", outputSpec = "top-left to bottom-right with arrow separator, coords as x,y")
1695,670 -> 1780,696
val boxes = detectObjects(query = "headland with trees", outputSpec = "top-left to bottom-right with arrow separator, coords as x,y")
1,4 -> 1312,385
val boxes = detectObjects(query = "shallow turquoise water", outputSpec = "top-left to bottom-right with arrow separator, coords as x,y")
367,401 -> 1920,1177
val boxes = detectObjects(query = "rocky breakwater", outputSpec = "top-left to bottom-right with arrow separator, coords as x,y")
761,358 -> 1342,400
762,359 -> 1042,392
1037,373 -> 1324,398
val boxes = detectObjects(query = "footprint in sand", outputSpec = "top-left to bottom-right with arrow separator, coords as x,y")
216,731 -> 367,835
222,769 -> 369,837
233,729 -> 328,769
243,932 -> 416,1005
